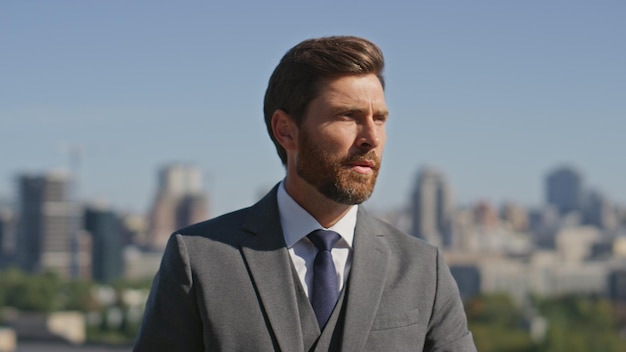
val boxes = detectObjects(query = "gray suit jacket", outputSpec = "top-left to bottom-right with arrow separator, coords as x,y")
134,185 -> 476,351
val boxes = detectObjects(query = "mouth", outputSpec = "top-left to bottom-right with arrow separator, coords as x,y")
347,159 -> 377,175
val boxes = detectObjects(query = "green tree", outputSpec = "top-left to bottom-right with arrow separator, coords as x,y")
466,294 -> 537,352
59,279 -> 99,311
0,269 -> 61,312
537,296 -> 626,352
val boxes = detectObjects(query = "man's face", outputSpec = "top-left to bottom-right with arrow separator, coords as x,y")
295,74 -> 388,205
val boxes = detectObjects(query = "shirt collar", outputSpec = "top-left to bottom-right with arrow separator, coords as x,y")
277,180 -> 356,248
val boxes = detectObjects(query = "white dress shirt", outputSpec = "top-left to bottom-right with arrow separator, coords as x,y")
277,181 -> 356,298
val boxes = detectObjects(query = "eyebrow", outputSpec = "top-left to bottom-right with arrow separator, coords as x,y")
332,106 -> 389,117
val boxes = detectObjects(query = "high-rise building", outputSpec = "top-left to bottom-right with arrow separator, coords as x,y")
472,201 -> 499,230
15,172 -> 90,278
528,206 -> 560,249
147,164 -> 209,249
0,208 -> 15,267
449,265 -> 481,301
545,166 -> 584,216
84,203 -> 124,283
411,166 -> 454,247
608,269 -> 626,313
583,190 -> 618,232
500,202 -> 529,232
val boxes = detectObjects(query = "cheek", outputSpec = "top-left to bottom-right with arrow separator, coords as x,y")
320,128 -> 356,151
377,128 -> 387,149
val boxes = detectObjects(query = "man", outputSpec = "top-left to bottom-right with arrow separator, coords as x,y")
134,36 -> 476,351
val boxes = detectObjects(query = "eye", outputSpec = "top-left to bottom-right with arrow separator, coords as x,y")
337,111 -> 356,121
374,114 -> 388,124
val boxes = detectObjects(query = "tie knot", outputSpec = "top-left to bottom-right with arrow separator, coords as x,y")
307,229 -> 341,251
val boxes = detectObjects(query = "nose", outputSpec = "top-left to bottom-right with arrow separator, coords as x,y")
357,117 -> 383,151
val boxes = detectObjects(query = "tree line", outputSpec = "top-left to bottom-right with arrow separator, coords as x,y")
2,268 -> 626,350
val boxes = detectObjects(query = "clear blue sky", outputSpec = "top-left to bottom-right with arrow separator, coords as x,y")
1,1 -> 624,216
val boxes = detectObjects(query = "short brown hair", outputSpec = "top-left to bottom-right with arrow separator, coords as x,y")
263,36 -> 385,165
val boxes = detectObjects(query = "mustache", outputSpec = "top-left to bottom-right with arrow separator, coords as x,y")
343,151 -> 381,170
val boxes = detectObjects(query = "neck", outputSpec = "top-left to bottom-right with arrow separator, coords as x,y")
283,175 -> 353,228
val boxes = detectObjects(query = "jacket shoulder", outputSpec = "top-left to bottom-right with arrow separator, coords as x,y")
166,207 -> 253,251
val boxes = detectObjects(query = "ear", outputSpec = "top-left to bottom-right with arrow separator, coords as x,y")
271,109 -> 298,151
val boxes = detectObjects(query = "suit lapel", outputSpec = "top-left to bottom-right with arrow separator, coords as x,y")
340,207 -> 390,351
238,188 -> 390,351
240,186 -> 305,352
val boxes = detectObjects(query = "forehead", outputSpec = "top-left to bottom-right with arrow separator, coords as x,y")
313,74 -> 387,111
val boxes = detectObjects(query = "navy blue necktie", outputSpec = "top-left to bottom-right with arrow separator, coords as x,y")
307,229 -> 341,328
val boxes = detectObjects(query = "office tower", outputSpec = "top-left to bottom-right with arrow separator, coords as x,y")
411,166 -> 454,247
147,164 -> 209,249
0,212 -> 5,264
609,269 -> 626,300
500,202 -> 529,232
583,190 -> 618,232
529,206 -> 559,249
15,172 -> 90,278
84,203 -> 123,283
449,265 -> 481,301
120,213 -> 149,247
472,201 -> 499,230
0,208 -> 15,267
545,166 -> 584,216
452,208 -> 477,251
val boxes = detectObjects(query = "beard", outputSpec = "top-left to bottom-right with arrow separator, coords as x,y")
296,129 -> 381,205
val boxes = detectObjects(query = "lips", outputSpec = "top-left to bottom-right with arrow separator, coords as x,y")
349,160 -> 375,171
342,149 -> 380,175
351,160 -> 375,168
345,157 -> 379,175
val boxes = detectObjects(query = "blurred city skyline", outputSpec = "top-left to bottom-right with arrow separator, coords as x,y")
2,1 -> 624,216
1,161 -> 621,219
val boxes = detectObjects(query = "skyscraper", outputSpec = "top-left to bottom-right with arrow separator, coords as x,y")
472,201 -> 499,230
15,171 -> 90,278
411,166 -> 454,247
0,208 -> 15,267
545,166 -> 584,216
500,202 -> 529,232
147,164 -> 209,249
84,203 -> 123,283
584,190 -> 618,231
